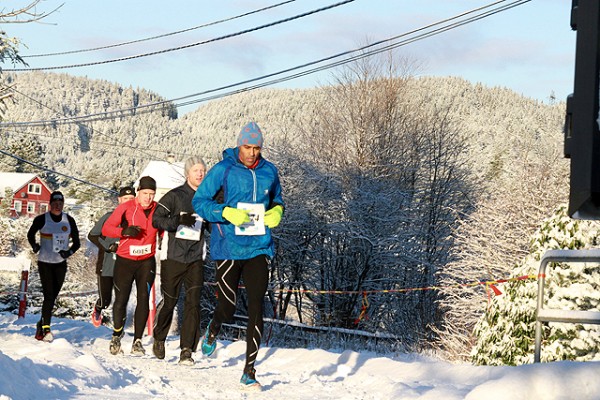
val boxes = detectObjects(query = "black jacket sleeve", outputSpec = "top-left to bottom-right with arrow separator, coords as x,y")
152,191 -> 181,232
27,214 -> 45,247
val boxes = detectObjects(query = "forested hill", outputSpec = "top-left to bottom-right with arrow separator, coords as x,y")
0,70 -> 570,356
0,71 -> 567,255
1,71 -> 565,188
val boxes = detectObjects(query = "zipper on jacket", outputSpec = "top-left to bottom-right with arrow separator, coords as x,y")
250,169 -> 257,203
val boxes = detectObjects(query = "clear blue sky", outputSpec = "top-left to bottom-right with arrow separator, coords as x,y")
5,0 -> 575,114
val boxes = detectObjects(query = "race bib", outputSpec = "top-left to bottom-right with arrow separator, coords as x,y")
130,244 -> 152,256
52,233 -> 70,252
176,215 -> 203,241
235,202 -> 265,236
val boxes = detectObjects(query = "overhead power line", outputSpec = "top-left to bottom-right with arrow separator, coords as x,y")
9,87 -> 180,161
5,125 -> 189,159
172,0 -> 533,108
3,0 -> 356,72
0,0 -> 531,128
0,148 -> 116,195
0,0 -> 531,195
21,0 -> 297,58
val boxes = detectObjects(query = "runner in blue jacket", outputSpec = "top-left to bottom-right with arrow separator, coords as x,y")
192,121 -> 284,390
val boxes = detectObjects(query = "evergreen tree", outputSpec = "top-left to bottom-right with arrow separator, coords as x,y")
0,187 -> 13,217
3,135 -> 44,173
471,206 -> 600,365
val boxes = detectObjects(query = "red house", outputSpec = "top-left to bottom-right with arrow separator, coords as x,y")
0,172 -> 52,218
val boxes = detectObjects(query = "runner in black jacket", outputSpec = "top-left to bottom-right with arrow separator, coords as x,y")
151,156 -> 208,365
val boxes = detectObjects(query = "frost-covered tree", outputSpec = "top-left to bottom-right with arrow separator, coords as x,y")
0,1 -> 61,115
269,52 -> 475,347
0,187 -> 13,217
432,86 -> 568,360
272,55 -> 417,332
471,206 -> 600,365
0,133 -> 44,173
1,71 -> 178,192
0,215 -> 32,257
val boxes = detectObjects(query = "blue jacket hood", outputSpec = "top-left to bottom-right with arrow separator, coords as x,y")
222,147 -> 264,168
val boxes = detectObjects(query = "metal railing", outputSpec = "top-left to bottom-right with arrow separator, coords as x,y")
534,249 -> 600,363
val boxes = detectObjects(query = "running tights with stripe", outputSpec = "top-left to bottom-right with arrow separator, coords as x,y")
211,255 -> 269,372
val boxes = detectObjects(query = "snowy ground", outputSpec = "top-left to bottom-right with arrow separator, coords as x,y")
0,313 -> 599,400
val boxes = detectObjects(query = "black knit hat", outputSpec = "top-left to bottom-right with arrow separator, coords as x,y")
138,176 -> 156,191
118,186 -> 135,197
50,191 -> 64,202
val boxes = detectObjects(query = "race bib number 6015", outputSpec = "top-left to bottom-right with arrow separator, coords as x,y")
129,244 -> 151,256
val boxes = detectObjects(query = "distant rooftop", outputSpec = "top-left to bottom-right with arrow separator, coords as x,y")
135,161 -> 185,190
0,172 -> 38,197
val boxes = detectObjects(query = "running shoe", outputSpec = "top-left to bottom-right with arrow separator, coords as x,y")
131,338 -> 145,356
178,347 -> 194,366
240,367 -> 261,391
91,307 -> 102,328
109,333 -> 122,355
200,321 -> 216,357
153,340 -> 165,359
34,320 -> 44,341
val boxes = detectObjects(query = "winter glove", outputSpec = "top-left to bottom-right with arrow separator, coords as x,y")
31,243 -> 41,253
121,225 -> 142,237
107,242 -> 119,253
58,249 -> 73,259
222,207 -> 250,227
264,205 -> 284,229
178,212 -> 197,227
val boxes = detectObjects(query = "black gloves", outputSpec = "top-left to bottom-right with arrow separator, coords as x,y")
121,225 -> 142,237
31,243 -> 41,253
178,213 -> 197,227
58,249 -> 73,259
107,242 -> 119,253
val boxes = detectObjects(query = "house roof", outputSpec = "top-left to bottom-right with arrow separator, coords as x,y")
135,161 -> 185,190
0,172 -> 38,197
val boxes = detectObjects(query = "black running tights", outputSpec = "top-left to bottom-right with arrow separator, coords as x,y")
38,260 -> 67,327
211,255 -> 269,372
112,256 -> 156,340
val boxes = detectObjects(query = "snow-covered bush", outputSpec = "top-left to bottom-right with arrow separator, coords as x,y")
471,206 -> 600,365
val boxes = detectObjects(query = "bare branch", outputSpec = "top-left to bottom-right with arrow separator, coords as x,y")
0,1 -> 63,23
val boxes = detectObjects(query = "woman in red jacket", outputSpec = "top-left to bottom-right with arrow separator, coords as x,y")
102,176 -> 160,356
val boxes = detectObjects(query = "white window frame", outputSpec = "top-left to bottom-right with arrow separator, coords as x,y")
39,203 -> 48,214
27,202 -> 35,214
13,200 -> 22,213
28,183 -> 42,195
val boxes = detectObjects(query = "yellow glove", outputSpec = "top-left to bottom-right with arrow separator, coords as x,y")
264,205 -> 284,228
222,207 -> 250,226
